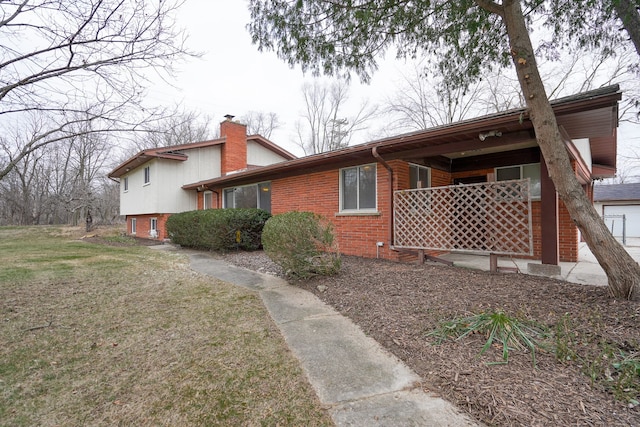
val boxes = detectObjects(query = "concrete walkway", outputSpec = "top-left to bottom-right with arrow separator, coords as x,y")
184,250 -> 480,427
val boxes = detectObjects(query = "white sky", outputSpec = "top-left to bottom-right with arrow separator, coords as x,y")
147,0 -> 639,169
145,0 -> 404,156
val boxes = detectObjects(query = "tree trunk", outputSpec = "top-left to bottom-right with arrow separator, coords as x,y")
614,0 -> 640,58
499,0 -> 640,300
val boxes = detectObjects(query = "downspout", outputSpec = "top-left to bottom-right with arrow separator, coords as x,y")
371,146 -> 394,248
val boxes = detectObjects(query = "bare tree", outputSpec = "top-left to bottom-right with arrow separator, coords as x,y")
295,79 -> 377,155
385,61 -> 499,132
0,0 -> 194,181
241,111 -> 282,139
131,111 -> 216,152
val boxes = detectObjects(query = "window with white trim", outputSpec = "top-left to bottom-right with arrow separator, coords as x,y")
123,177 -> 129,192
203,191 -> 213,209
409,164 -> 431,189
223,182 -> 271,212
340,164 -> 377,212
496,163 -> 541,199
131,218 -> 137,234
143,166 -> 150,184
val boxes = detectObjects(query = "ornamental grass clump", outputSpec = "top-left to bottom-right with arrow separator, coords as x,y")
261,211 -> 341,279
429,309 -> 548,366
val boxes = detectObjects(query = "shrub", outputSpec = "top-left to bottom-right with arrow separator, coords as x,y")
261,211 -> 341,279
428,309 -> 548,366
166,208 -> 270,251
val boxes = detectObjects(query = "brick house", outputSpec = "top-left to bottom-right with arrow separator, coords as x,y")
180,86 -> 621,266
108,117 -> 296,239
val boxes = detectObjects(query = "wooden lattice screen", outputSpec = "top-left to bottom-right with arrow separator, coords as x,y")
394,179 -> 533,256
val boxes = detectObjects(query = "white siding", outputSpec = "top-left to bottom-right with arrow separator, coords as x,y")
119,145 -> 221,215
572,138 -> 592,173
247,140 -> 288,166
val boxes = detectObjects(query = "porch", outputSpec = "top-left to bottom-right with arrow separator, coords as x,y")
437,238 -> 640,287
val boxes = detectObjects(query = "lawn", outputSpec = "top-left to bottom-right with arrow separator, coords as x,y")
0,226 -> 332,426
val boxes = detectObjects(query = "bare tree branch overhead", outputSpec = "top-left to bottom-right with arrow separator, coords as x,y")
0,0 -> 196,180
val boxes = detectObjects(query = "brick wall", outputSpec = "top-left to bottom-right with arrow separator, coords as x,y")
270,164 -> 396,260
220,119 -> 247,174
203,159 -> 582,263
127,214 -> 171,240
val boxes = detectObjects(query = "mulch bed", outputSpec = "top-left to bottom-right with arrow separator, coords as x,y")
218,252 -> 640,427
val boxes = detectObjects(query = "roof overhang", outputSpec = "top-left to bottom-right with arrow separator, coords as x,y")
108,138 -> 225,179
184,85 -> 622,190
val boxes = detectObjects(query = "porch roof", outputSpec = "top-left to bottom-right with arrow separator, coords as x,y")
184,85 -> 621,190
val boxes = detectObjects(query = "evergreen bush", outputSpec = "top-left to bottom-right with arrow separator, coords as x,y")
261,211 -> 341,279
166,208 -> 270,251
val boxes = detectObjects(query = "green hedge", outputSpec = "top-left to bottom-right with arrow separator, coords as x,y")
261,211 -> 341,279
166,208 -> 271,251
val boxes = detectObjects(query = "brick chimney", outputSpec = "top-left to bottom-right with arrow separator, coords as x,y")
220,115 -> 247,175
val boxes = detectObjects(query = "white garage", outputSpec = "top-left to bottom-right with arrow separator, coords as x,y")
594,183 -> 640,239
602,204 -> 640,238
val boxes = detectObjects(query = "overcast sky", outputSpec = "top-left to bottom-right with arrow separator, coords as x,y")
145,0 -> 404,156
147,0 -> 639,168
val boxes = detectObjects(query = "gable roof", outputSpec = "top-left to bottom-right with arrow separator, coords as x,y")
108,135 -> 296,179
594,183 -> 640,202
184,85 -> 621,190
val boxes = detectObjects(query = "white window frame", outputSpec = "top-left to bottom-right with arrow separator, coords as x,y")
339,163 -> 378,213
203,191 -> 213,209
495,163 -> 541,200
409,163 -> 431,189
143,166 -> 150,185
123,177 -> 129,192
149,217 -> 158,238
131,218 -> 137,235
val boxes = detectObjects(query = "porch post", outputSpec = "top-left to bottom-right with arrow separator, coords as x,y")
540,155 -> 559,265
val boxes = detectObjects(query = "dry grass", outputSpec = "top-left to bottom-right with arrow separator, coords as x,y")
0,226 -> 332,426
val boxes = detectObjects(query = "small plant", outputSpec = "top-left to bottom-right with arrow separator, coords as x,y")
428,310 -> 547,366
261,211 -> 341,279
611,351 -> 640,405
554,313 -> 579,362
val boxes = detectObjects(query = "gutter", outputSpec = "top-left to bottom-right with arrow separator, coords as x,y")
371,146 -> 395,248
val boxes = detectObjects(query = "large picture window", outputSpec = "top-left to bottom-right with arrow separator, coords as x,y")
223,182 -> 271,212
496,163 -> 541,199
341,164 -> 376,212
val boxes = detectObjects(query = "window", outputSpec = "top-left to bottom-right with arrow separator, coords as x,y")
131,218 -> 137,235
341,164 -> 376,212
203,191 -> 213,209
144,166 -> 150,184
123,177 -> 129,192
150,218 -> 158,238
496,163 -> 541,198
409,164 -> 431,189
223,182 -> 271,212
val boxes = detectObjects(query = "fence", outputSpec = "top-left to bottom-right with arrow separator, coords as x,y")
394,179 -> 533,256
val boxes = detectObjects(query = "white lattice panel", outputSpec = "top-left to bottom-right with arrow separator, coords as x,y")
394,179 -> 533,256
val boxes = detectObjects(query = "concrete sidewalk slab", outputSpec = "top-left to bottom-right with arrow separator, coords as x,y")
185,249 -> 480,427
